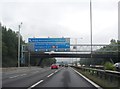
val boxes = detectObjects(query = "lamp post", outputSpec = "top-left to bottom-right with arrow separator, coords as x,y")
90,0 -> 93,58
75,38 -> 77,66
18,22 -> 22,67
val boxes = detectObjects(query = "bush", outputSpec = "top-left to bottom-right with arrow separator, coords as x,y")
104,62 -> 115,71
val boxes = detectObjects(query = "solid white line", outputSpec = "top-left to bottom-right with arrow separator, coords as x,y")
72,68 -> 102,89
47,73 -> 54,78
28,80 -> 44,89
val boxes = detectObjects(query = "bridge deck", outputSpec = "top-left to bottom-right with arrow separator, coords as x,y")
30,52 -> 118,58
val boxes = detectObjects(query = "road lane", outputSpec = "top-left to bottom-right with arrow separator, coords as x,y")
2,67 -> 46,80
35,67 -> 97,88
2,67 -> 99,88
2,67 -> 60,87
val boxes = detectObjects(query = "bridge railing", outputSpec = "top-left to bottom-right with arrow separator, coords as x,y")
22,44 -> 120,53
72,66 -> 120,88
70,44 -> 120,53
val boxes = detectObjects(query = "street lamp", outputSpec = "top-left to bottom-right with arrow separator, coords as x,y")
90,0 -> 93,58
75,38 -> 77,66
18,22 -> 22,67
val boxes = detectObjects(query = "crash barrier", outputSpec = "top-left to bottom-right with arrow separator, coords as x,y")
72,66 -> 120,88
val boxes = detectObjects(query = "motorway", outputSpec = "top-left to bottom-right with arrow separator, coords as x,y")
2,67 -> 99,89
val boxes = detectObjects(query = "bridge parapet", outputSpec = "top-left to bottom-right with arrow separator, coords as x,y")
22,44 -> 120,53
70,44 -> 119,53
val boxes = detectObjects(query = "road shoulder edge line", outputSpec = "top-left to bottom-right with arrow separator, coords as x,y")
71,67 -> 102,89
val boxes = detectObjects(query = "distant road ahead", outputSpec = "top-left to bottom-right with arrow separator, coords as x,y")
34,67 -> 97,88
2,67 -> 99,89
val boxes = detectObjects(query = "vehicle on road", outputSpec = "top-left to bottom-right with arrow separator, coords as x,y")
65,64 -> 68,67
114,62 -> 120,71
51,64 -> 59,69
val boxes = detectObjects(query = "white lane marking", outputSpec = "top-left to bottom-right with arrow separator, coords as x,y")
54,70 -> 58,73
47,73 -> 54,78
72,68 -> 102,89
9,75 -> 20,78
47,68 -> 61,78
28,80 -> 44,89
9,73 -> 27,79
20,74 -> 27,76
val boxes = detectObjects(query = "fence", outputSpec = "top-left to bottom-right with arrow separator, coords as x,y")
72,66 -> 120,88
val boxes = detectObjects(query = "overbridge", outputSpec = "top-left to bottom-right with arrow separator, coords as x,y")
22,44 -> 119,59
30,52 -> 118,59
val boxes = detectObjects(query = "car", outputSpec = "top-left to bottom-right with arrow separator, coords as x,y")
64,64 -> 68,67
51,64 -> 59,69
114,62 -> 120,71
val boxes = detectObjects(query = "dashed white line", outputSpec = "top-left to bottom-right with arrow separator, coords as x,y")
28,68 -> 61,89
54,70 -> 58,73
47,73 -> 54,78
9,74 -> 27,79
28,80 -> 44,89
9,75 -> 20,79
72,68 -> 102,89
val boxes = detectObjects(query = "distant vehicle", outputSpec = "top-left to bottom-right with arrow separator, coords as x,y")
58,64 -> 61,67
62,64 -> 64,67
65,64 -> 68,67
82,64 -> 85,67
77,64 -> 81,67
68,64 -> 72,66
114,62 -> 120,70
51,64 -> 59,69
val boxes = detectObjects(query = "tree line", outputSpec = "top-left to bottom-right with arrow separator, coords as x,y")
1,24 -> 56,67
2,24 -> 25,67
79,39 -> 120,66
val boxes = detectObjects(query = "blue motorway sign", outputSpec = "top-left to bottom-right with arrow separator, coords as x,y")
28,38 -> 70,52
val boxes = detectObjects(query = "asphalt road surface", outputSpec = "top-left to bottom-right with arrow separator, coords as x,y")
2,67 -> 99,89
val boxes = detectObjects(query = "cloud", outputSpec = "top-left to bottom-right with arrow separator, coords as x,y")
1,0 -> 118,44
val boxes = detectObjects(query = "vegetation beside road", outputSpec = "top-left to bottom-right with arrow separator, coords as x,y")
79,39 -> 120,69
30,57 -> 56,67
1,24 -> 56,67
104,62 -> 116,71
2,25 -> 25,67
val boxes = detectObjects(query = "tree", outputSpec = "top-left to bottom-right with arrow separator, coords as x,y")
39,58 -> 56,67
2,25 -> 25,67
79,39 -> 119,66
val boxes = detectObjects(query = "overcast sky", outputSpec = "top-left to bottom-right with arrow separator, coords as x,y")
1,0 -> 119,44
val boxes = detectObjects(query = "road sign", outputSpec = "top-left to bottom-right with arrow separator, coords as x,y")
28,38 -> 70,52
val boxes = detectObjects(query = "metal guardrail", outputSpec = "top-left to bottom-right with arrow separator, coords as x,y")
72,66 -> 120,88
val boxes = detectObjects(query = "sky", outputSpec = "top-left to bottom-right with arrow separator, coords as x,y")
0,0 -> 119,62
1,0 -> 119,44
